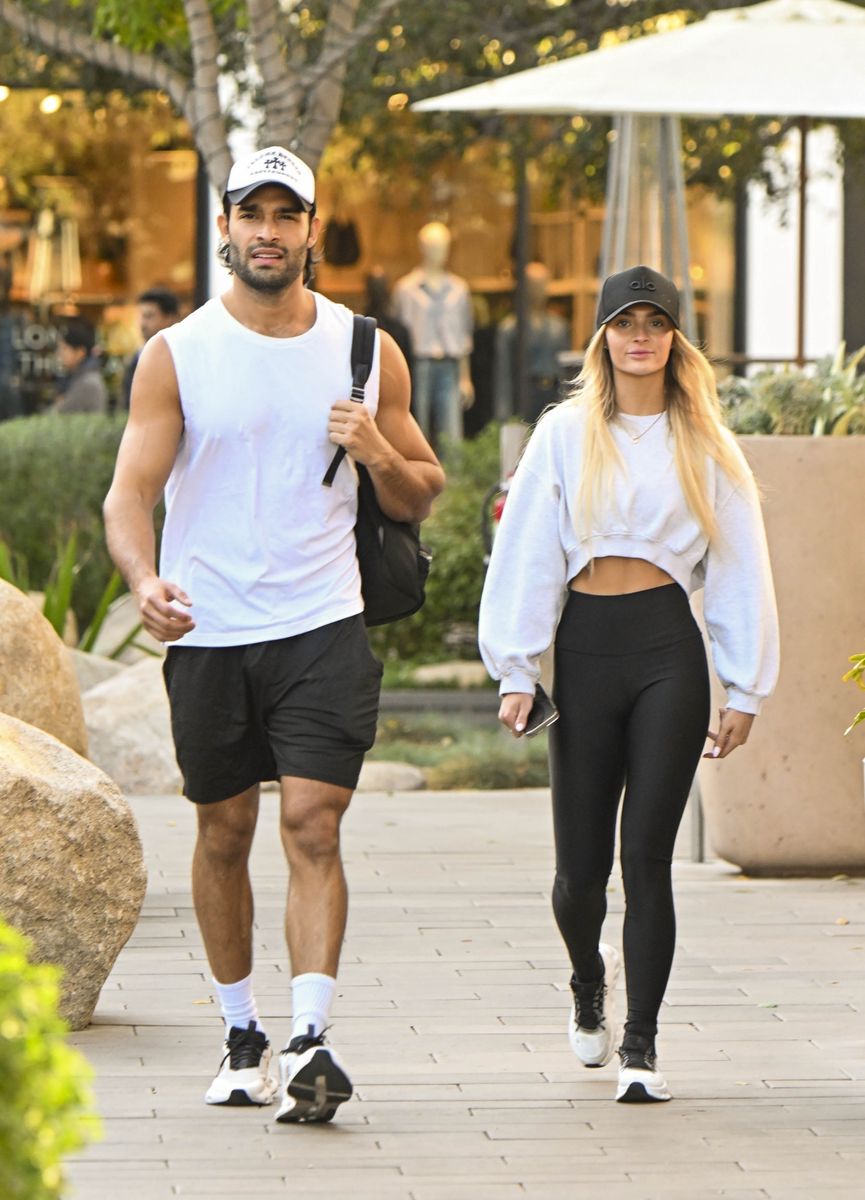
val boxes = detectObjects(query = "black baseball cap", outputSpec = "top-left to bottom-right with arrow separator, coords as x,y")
596,265 -> 680,330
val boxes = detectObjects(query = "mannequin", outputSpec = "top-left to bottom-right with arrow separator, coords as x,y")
393,221 -> 473,447
495,262 -> 570,423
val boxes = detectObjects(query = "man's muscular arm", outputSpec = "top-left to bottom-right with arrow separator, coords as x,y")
326,330 -> 445,523
103,335 -> 195,642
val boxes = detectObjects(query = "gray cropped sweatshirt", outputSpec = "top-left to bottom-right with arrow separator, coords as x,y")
478,403 -> 779,714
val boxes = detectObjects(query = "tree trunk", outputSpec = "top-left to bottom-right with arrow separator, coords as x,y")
182,0 -> 232,193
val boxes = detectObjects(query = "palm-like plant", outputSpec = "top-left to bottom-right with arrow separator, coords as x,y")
720,344 -> 865,436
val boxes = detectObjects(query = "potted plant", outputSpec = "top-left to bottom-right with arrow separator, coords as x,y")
696,347 -> 865,874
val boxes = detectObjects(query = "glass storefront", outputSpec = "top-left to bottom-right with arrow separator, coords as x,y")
0,87 -> 197,416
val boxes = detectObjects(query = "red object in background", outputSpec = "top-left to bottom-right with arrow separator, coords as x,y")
492,491 -> 507,524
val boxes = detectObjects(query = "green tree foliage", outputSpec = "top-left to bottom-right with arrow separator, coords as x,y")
4,0 -> 861,203
0,920 -> 99,1200
339,0 -> 865,204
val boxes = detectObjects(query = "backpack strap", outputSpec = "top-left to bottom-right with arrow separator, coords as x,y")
322,314 -> 378,487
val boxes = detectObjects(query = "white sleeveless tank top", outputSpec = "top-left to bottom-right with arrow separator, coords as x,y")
159,292 -> 380,646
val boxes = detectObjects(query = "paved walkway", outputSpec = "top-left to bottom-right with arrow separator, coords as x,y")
68,789 -> 865,1200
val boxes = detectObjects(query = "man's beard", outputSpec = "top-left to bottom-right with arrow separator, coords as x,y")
228,240 -> 306,293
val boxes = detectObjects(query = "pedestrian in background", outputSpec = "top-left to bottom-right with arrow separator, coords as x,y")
479,265 -> 778,1103
120,287 -> 179,409
54,316 -> 108,413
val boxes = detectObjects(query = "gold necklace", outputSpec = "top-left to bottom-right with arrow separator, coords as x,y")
617,410 -> 666,443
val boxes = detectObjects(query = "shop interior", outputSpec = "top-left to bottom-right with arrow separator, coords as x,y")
0,85 -> 735,423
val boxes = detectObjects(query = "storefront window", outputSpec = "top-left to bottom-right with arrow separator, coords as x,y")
0,88 -> 196,417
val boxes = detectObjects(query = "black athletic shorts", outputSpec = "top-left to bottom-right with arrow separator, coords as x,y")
162,615 -> 383,804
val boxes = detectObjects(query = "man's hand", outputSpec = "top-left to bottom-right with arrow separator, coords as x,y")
327,399 -> 392,468
498,691 -> 535,738
704,707 -> 755,759
136,575 -> 195,643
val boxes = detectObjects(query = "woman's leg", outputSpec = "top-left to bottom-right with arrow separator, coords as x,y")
550,647 -> 627,979
619,635 -> 710,1041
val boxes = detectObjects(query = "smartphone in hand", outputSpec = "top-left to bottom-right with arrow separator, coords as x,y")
524,684 -> 559,738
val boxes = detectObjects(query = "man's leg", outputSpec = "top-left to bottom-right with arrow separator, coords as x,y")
281,774 -> 352,1026
275,774 -> 354,1123
192,785 -> 260,982
193,785 -> 277,1107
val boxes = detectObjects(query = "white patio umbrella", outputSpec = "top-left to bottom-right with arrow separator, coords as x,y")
414,0 -> 865,364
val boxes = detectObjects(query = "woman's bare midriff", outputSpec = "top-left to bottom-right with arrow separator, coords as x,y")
570,556 -> 675,595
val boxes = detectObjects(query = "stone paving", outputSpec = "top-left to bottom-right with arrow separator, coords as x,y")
67,788 -> 865,1200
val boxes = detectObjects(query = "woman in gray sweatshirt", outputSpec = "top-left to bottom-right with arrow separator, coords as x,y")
479,265 -> 778,1104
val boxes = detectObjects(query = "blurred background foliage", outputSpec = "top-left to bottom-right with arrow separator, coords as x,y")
3,0 -> 863,214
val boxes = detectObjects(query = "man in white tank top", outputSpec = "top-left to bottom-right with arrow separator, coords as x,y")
104,147 -> 444,1124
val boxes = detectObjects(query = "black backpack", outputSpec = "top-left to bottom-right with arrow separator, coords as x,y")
322,315 -> 431,626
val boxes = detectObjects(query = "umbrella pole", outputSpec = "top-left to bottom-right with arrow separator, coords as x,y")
796,116 -> 809,368
513,134 -> 531,421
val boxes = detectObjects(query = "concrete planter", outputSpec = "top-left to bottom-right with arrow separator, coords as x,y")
697,437 -> 865,875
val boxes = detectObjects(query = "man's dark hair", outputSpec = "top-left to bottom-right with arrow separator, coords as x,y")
137,287 -> 179,316
219,196 -> 318,288
59,315 -> 96,355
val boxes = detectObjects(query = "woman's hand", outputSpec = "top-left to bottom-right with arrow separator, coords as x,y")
704,708 -> 755,759
498,691 -> 535,738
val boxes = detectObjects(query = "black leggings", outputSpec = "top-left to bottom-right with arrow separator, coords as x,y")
549,584 -> 710,1041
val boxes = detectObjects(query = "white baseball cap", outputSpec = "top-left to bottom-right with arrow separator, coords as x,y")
224,146 -> 316,211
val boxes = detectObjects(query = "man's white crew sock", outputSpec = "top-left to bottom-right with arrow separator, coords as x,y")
290,972 -> 336,1042
213,971 -> 263,1038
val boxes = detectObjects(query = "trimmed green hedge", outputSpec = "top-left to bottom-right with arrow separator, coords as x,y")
0,921 -> 99,1199
0,413 -> 126,628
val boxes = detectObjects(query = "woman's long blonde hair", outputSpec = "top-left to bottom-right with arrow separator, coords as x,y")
570,323 -> 747,541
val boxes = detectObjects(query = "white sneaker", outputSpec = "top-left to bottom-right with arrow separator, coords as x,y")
275,1027 -> 353,1124
615,1035 -> 672,1103
568,942 -> 620,1068
205,1021 -> 278,1106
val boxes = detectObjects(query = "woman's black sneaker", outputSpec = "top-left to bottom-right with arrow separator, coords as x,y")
615,1033 -> 671,1103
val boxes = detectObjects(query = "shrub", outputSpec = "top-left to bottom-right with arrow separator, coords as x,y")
0,921 -> 99,1199
370,712 -> 550,789
720,345 -> 865,435
0,413 -> 127,629
369,423 -> 504,664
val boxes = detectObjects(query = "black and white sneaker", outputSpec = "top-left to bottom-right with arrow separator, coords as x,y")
615,1034 -> 671,1103
568,942 -> 619,1068
205,1021 -> 278,1106
275,1026 -> 353,1124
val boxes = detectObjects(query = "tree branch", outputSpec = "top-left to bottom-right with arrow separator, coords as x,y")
294,0 -> 400,168
296,0 -> 400,103
0,0 -> 191,116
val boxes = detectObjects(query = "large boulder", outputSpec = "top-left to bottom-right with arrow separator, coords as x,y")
0,713 -> 147,1029
357,760 -> 426,792
68,647 -> 126,695
83,656 -> 182,795
0,580 -> 88,756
